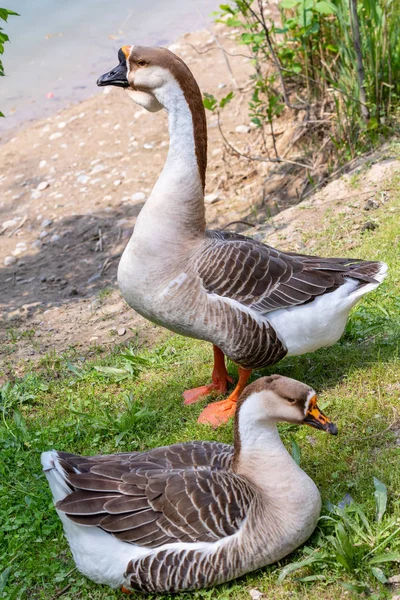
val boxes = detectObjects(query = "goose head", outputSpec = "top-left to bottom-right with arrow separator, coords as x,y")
236,375 -> 338,434
97,45 -> 195,113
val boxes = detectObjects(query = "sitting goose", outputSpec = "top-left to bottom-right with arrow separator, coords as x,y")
42,375 -> 337,593
97,46 -> 387,426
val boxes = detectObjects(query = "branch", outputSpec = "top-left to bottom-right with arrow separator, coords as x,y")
216,113 -> 312,170
242,0 -> 306,110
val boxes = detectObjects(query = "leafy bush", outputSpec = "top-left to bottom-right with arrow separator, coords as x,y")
212,0 -> 400,184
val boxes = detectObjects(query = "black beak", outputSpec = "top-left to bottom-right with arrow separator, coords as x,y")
303,415 -> 338,435
303,395 -> 338,435
97,59 -> 128,88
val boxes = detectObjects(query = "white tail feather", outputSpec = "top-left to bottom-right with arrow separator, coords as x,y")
348,262 -> 388,300
41,450 -> 71,503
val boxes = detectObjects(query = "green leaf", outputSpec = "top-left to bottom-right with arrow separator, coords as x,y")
277,557 -> 320,583
0,567 -> 11,593
203,92 -> 217,112
340,582 -> 370,594
0,110 -> 4,117
368,552 -> 400,565
295,574 -> 326,582
219,91 -> 234,109
67,362 -> 83,378
291,437 -> 301,465
314,1 -> 337,15
292,63 -> 302,73
370,567 -> 387,584
373,477 -> 387,522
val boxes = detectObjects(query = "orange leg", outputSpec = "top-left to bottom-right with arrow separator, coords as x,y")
183,345 -> 233,405
121,586 -> 131,594
197,367 -> 252,428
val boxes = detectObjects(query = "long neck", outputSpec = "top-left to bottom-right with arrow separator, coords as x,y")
134,76 -> 207,242
233,397 -> 309,498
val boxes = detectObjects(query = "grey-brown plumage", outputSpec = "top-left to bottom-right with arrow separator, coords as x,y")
43,376 -> 338,593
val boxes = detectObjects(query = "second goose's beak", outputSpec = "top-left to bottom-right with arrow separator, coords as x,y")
303,396 -> 338,435
97,49 -> 129,88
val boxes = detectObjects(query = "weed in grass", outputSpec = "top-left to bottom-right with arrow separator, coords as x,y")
280,478 -> 400,592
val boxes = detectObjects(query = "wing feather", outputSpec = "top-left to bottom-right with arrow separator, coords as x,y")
54,443 -> 253,549
194,230 -> 380,315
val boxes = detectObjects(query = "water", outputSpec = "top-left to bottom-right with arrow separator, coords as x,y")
0,0 -> 217,134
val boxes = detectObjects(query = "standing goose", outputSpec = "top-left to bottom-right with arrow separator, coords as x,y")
42,375 -> 337,593
97,46 -> 387,426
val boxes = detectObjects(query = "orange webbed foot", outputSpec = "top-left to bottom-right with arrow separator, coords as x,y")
197,367 -> 252,428
197,398 -> 237,427
183,345 -> 233,405
183,383 -> 223,405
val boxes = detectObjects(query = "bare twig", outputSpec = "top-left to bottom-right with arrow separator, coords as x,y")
185,42 -> 252,61
221,220 -> 256,230
217,113 -> 312,170
51,583 -> 72,600
7,215 -> 27,237
50,567 -> 76,600
209,33 -> 240,90
98,227 -> 103,252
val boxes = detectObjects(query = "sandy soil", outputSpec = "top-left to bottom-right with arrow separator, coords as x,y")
0,23 -> 398,377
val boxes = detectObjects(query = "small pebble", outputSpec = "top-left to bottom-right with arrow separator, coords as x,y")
118,327 -> 126,336
37,181 -> 50,191
39,230 -> 49,239
361,221 -> 378,232
49,132 -> 63,141
2,218 -> 18,230
76,174 -> 90,184
4,255 -> 17,266
58,121 -> 67,129
143,143 -> 154,150
113,179 -> 122,186
39,160 -> 47,169
364,199 -> 380,211
90,164 -> 105,174
41,218 -> 53,228
235,125 -> 251,134
50,233 -> 61,243
204,193 -> 220,204
40,274 -> 47,282
130,192 -> 146,203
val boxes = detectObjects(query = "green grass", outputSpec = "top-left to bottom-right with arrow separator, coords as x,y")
1,174 -> 399,599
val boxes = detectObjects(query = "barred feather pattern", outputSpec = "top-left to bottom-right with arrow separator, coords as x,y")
54,441 -> 278,591
175,229 -> 384,368
56,442 -> 253,547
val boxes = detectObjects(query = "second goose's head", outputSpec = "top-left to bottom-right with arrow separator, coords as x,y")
236,375 -> 338,435
97,45 -> 199,113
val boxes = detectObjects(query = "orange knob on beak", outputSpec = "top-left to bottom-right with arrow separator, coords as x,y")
121,45 -> 132,59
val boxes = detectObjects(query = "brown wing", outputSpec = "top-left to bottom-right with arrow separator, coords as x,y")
194,230 -> 381,313
55,443 -> 254,548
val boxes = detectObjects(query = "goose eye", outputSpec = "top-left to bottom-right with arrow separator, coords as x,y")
137,60 -> 147,67
286,397 -> 296,404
